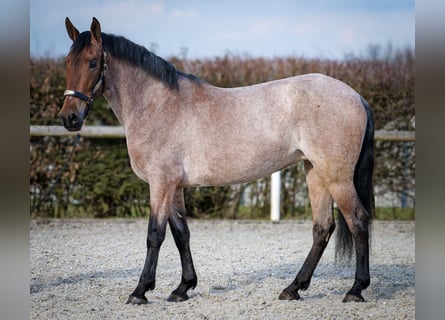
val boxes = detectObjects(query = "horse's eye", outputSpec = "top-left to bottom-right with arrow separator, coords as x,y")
89,59 -> 98,69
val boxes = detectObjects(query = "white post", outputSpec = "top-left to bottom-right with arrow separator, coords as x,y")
270,171 -> 281,222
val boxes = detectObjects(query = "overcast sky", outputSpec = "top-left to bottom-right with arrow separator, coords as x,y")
30,0 -> 414,60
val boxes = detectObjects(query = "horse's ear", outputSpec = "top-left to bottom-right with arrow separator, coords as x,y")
65,17 -> 79,42
90,17 -> 102,45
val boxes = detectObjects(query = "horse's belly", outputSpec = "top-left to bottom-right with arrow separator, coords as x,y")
181,148 -> 305,187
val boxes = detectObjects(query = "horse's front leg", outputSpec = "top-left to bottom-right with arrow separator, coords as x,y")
126,182 -> 175,305
167,188 -> 197,302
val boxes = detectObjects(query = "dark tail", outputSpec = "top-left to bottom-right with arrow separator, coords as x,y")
335,96 -> 374,263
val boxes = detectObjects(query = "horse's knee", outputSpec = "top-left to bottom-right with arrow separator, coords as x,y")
147,231 -> 165,248
147,218 -> 167,248
169,214 -> 190,242
312,222 -> 335,246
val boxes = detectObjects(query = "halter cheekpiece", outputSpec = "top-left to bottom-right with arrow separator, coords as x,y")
63,50 -> 108,117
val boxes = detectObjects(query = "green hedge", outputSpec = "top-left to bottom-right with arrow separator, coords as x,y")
30,48 -> 414,218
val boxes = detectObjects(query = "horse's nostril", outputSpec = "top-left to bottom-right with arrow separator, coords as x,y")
68,113 -> 78,125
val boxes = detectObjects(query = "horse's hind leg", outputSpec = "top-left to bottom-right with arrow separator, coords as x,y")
167,188 -> 198,302
329,182 -> 370,302
279,162 -> 335,300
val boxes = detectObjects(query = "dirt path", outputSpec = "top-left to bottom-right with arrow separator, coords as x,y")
30,219 -> 414,319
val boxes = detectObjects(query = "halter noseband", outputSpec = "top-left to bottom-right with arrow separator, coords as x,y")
63,50 -> 108,117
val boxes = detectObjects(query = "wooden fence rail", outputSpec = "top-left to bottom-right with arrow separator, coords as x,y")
30,125 -> 415,141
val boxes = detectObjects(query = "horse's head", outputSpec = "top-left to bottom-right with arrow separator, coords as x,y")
60,17 -> 107,131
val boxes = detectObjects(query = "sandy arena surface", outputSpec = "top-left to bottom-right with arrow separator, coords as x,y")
30,219 -> 414,319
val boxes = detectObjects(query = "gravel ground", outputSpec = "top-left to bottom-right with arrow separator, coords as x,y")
30,219 -> 414,319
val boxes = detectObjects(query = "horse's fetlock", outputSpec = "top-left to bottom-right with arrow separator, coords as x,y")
298,280 -> 311,291
182,276 -> 198,290
360,278 -> 370,289
148,281 -> 156,291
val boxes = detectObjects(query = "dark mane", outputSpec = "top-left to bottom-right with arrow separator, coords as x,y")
70,31 -> 203,89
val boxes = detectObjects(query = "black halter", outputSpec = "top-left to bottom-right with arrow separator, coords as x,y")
63,50 -> 108,118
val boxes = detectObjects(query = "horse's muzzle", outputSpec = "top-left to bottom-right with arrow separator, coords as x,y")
60,111 -> 84,131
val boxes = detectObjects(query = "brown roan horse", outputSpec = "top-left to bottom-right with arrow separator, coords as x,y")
60,17 -> 374,304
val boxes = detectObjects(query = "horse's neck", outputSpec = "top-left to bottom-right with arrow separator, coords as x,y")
103,58 -> 172,129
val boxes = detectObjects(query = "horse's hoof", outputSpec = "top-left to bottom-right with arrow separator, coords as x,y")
342,293 -> 365,302
278,289 -> 300,301
167,292 -> 189,302
126,295 -> 148,305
